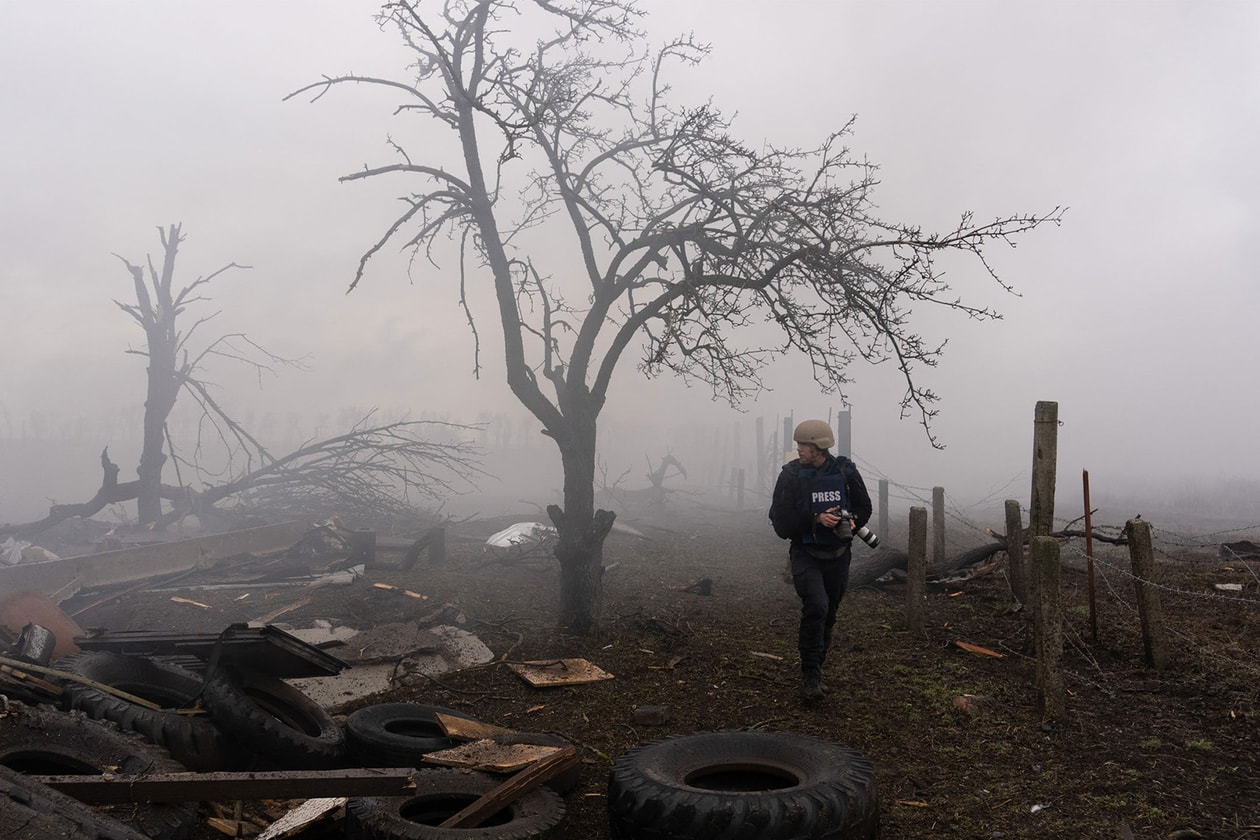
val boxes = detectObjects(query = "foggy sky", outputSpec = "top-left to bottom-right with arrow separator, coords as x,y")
2,1 -> 1258,523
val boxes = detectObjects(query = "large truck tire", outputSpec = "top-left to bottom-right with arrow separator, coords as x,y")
607,731 -> 878,840
54,651 -> 243,772
346,768 -> 565,839
202,664 -> 345,769
0,703 -> 196,840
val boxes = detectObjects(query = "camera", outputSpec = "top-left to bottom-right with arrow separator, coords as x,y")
838,510 -> 880,549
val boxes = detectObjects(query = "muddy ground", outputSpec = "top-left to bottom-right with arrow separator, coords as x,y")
44,498 -> 1260,839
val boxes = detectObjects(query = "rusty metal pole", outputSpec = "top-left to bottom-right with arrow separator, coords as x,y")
1082,469 -> 1097,640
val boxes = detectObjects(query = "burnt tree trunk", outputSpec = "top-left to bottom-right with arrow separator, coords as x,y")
545,414 -> 615,635
121,224 -> 185,528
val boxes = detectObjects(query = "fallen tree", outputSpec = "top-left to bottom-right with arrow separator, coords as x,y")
0,415 -> 481,542
850,523 -> 1131,590
1,225 -> 482,541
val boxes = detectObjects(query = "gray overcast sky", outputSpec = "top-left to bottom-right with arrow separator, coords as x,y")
2,1 -> 1258,519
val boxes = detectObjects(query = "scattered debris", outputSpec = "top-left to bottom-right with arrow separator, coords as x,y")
372,582 -> 427,599
486,522 -> 556,548
749,651 -> 784,661
423,739 -> 563,773
436,747 -> 579,830
954,641 -> 1005,658
632,705 -> 672,726
507,658 -> 615,687
255,797 -> 346,840
169,596 -> 211,609
1214,583 -> 1244,592
680,577 -> 713,595
951,694 -> 992,714
1220,540 -> 1260,559
437,712 -> 515,739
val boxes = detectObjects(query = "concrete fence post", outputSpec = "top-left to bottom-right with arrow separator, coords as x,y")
931,486 -> 945,568
1126,518 -> 1170,670
1005,499 -> 1027,604
906,506 -> 927,637
1032,535 -> 1065,719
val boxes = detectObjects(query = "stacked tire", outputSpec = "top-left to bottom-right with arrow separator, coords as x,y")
0,703 -> 197,840
607,731 -> 879,840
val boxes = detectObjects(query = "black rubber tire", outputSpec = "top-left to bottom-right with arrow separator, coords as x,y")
53,651 -> 244,772
607,731 -> 879,840
346,767 -> 565,840
0,703 -> 197,840
201,664 -> 345,769
345,704 -> 478,766
0,762 -> 150,840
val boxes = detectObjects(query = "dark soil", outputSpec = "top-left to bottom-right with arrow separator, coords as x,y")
47,501 -> 1260,839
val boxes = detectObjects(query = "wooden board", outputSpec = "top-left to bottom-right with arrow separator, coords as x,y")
421,739 -> 561,773
436,712 -> 516,740
505,658 -> 614,687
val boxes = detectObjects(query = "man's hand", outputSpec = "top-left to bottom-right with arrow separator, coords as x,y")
817,508 -> 855,532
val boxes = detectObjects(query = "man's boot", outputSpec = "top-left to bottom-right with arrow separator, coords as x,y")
801,670 -> 824,703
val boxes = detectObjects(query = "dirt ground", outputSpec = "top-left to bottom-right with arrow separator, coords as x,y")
44,498 -> 1260,839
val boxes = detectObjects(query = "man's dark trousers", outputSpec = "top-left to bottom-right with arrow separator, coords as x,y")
790,542 -> 852,678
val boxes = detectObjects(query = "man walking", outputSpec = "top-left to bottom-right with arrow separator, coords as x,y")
769,419 -> 873,702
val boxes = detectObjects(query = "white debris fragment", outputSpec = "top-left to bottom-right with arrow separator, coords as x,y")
486,522 -> 557,547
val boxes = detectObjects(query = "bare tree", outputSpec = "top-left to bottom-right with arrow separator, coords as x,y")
0,224 -> 482,541
288,0 -> 1061,633
113,223 -> 254,526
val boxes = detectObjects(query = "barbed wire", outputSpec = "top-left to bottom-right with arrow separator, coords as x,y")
1080,550 -> 1260,678
1060,542 -> 1260,608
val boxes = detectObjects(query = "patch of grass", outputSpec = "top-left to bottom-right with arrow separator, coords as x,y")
1184,738 -> 1214,751
1138,737 -> 1162,750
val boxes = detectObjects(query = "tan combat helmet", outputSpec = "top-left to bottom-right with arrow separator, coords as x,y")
793,419 -> 834,451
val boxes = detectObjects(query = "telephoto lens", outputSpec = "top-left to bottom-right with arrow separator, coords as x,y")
853,525 -> 880,549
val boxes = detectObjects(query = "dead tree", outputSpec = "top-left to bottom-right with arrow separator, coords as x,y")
114,224 -> 267,527
0,416 -> 483,541
0,225 -> 484,540
289,0 -> 1061,633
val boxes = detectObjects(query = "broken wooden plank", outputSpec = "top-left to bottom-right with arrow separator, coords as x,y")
371,582 -> 427,599
422,740 -> 561,773
170,596 -> 211,609
31,768 -> 414,804
0,520 -> 314,601
954,640 -> 1005,658
506,658 -> 614,687
250,596 -> 312,625
207,817 -> 260,837
438,747 -> 579,829
436,712 -> 515,740
256,797 -> 345,840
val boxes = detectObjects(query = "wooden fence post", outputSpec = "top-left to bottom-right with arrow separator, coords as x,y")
906,506 -> 927,636
1125,518 -> 1170,670
931,486 -> 945,568
877,479 -> 889,548
1032,535 -> 1065,719
1005,499 -> 1027,604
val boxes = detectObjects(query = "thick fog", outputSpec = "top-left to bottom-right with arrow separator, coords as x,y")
2,2 -> 1258,530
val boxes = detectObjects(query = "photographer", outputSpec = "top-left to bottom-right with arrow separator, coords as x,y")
768,419 -> 873,703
